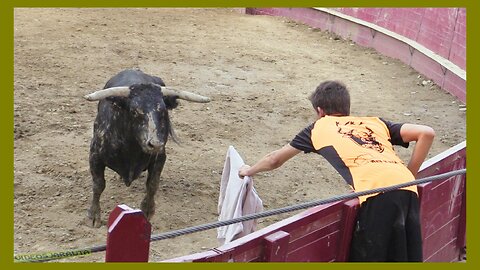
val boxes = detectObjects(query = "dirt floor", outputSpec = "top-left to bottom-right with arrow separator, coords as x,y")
13,8 -> 466,262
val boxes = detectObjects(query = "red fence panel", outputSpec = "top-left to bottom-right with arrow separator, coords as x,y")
105,204 -> 152,262
417,141 -> 466,262
164,199 -> 359,262
163,141 -> 465,262
107,140 -> 465,262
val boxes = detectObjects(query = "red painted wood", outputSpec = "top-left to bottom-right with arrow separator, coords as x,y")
164,199 -> 358,262
164,250 -> 217,262
417,142 -> 466,262
288,220 -> 341,254
287,232 -> 338,262
105,206 -> 151,262
107,204 -> 132,227
336,199 -> 359,261
423,217 -> 460,250
457,188 -> 466,251
420,195 -> 463,237
419,179 -> 464,218
425,239 -> 459,262
231,246 -> 263,262
163,136 -> 464,262
287,211 -> 342,243
264,231 -> 290,262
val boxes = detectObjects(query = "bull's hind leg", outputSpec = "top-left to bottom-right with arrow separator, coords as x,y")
141,153 -> 166,220
87,158 -> 106,228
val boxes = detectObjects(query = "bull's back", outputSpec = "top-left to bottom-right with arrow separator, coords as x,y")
104,69 -> 165,88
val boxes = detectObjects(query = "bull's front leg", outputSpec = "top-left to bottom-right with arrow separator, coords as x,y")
141,152 -> 166,220
87,157 -> 106,228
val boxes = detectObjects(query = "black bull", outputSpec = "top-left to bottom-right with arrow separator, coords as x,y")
84,69 -> 210,227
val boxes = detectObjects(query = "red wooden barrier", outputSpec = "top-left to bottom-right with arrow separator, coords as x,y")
163,199 -> 360,262
163,141 -> 465,262
417,141 -> 466,262
105,204 -> 152,262
106,140 -> 465,262
264,231 -> 290,261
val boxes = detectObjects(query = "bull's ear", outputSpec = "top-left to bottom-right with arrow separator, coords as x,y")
163,95 -> 179,110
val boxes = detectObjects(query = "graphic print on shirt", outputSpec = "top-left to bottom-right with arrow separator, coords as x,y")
290,116 -> 417,202
336,121 -> 385,153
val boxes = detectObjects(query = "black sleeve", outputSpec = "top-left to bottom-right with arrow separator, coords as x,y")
290,123 -> 316,153
379,118 -> 409,148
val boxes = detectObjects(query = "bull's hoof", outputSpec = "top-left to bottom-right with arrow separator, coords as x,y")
87,209 -> 103,228
140,200 -> 155,221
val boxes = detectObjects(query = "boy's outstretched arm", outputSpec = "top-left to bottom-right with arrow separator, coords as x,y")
400,123 -> 435,177
239,144 -> 302,177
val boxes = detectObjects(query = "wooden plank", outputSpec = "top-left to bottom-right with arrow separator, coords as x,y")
423,214 -> 460,260
336,199 -> 359,261
288,222 -> 341,253
421,195 -> 462,237
456,190 -> 466,249
424,238 -> 460,262
419,179 -> 464,216
264,231 -> 290,262
287,231 -> 339,262
287,211 -> 342,243
416,140 -> 466,262
231,245 -> 263,262
105,207 -> 151,262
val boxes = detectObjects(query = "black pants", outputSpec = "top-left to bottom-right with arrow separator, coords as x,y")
349,190 -> 423,262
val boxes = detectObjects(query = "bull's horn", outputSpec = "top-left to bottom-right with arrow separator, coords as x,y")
83,86 -> 131,101
155,84 -> 210,103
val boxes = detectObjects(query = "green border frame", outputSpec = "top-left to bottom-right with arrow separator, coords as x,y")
2,1 -> 477,269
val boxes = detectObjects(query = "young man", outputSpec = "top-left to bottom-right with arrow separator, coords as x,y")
239,80 -> 435,262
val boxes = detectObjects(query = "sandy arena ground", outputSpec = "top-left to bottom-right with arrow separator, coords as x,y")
13,8 -> 466,262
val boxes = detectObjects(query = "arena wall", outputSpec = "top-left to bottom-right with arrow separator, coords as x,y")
245,8 -> 466,103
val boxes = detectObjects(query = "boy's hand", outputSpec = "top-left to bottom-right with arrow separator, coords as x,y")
239,165 -> 251,178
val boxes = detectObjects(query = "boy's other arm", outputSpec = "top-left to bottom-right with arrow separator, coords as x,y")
400,123 -> 435,177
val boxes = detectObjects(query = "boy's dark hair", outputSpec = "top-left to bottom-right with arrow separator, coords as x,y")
309,80 -> 350,116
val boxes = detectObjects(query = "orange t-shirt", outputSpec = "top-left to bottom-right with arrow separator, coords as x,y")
290,116 -> 416,203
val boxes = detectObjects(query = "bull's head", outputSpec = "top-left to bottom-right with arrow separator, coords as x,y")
84,83 -> 210,154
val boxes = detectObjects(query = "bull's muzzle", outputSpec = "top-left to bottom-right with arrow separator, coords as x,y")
145,137 -> 164,153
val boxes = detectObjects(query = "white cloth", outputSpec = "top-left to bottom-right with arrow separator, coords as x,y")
217,146 -> 263,245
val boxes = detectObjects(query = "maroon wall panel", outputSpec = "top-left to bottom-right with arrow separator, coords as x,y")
417,143 -> 466,262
